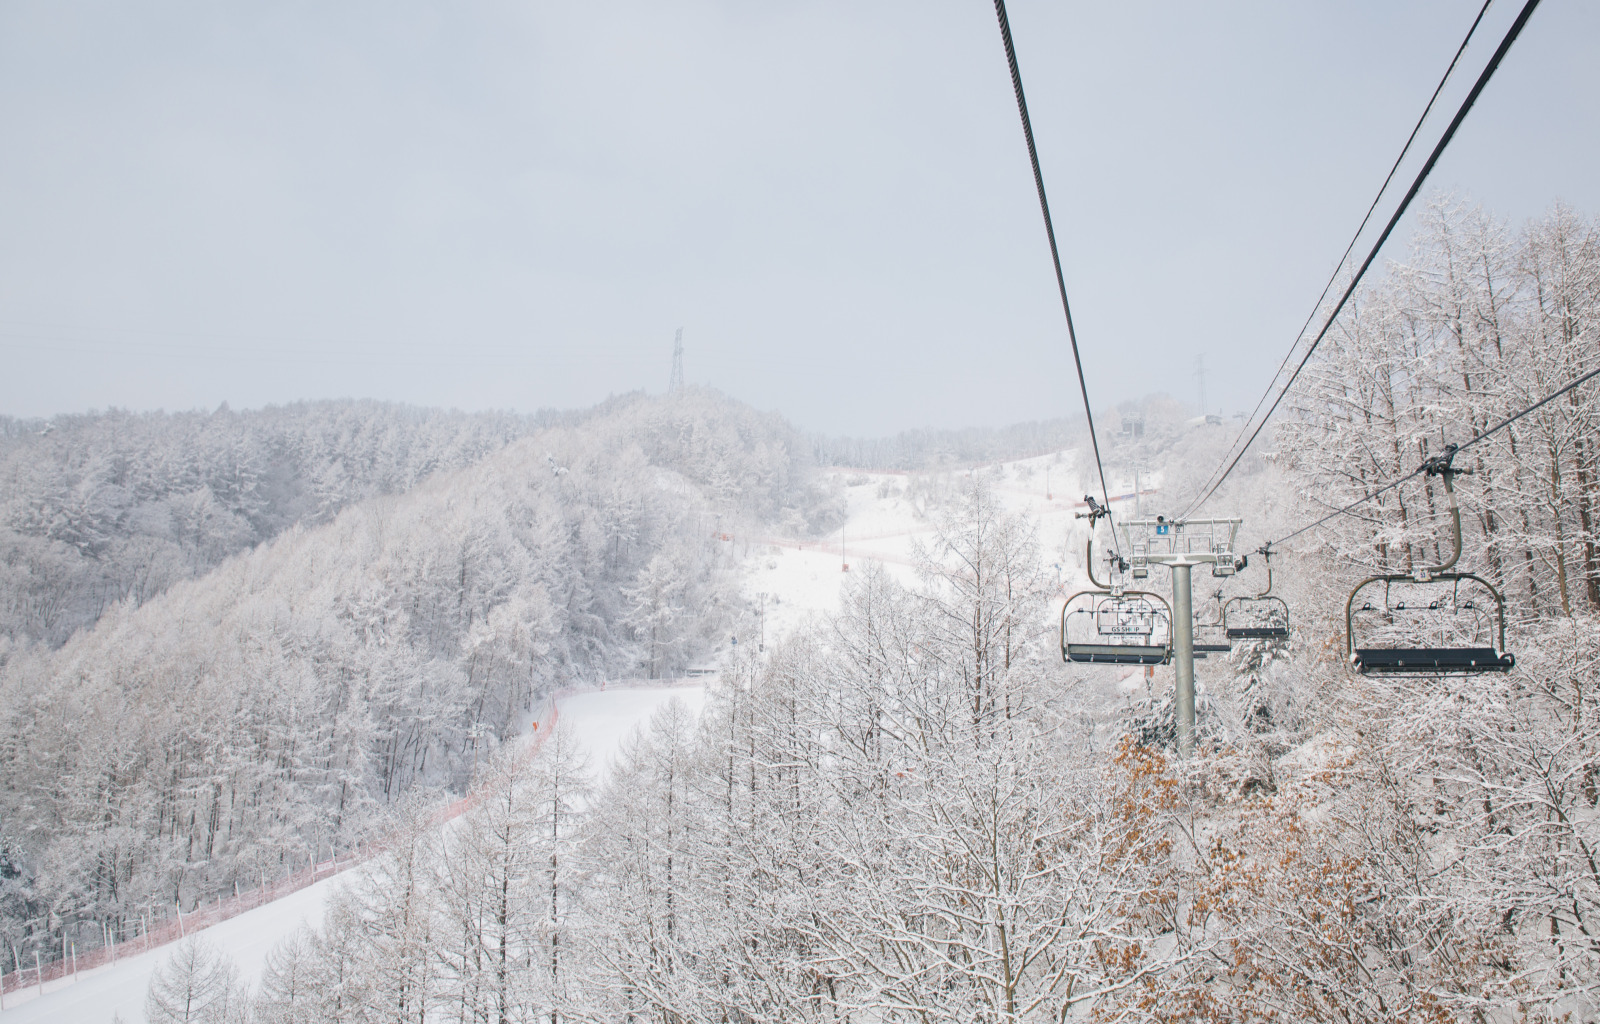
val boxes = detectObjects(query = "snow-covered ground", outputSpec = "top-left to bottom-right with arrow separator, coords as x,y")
6,684 -> 708,1024
737,454 -> 1163,725
0,872 -> 346,1024
555,684 -> 707,779
744,452 -> 1152,644
10,451 -> 1139,1024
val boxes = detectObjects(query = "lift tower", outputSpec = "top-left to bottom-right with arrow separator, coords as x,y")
1121,516 -> 1242,757
668,328 -> 685,394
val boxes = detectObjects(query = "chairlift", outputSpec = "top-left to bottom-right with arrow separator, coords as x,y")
1061,590 -> 1173,665
1060,518 -> 1172,665
1345,447 -> 1514,674
1224,546 -> 1291,642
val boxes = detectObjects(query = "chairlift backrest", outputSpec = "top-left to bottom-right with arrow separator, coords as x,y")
1096,598 -> 1159,636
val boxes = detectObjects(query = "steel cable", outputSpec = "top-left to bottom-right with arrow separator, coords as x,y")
1181,0 -> 1542,519
1184,0 -> 1495,517
1264,363 -> 1600,550
992,0 -> 1121,552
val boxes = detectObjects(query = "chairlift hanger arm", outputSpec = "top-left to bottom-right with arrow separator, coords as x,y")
1085,538 -> 1107,590
1195,588 -> 1227,628
1078,496 -> 1126,591
1417,445 -> 1467,578
1254,544 -> 1274,599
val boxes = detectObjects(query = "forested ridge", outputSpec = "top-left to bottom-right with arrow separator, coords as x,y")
0,400 -> 539,649
0,392 -> 833,654
0,388 -> 836,971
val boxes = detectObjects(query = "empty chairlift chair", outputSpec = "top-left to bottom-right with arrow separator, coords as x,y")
1060,590 -> 1173,665
1060,522 -> 1173,666
1344,447 -> 1515,675
1224,547 -> 1291,643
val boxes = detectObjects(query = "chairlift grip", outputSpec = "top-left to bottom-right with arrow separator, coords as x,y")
1075,494 -> 1111,526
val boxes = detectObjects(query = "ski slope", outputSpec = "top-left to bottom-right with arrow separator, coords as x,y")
554,684 -> 707,779
3,684 -> 706,1024
743,451 -> 1152,642
0,871 -> 346,1024
740,455 -> 1161,710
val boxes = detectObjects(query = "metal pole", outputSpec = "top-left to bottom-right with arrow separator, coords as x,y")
1172,563 -> 1195,757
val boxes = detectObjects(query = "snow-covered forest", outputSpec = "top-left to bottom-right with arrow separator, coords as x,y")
3,198 -> 1599,1022
0,389 -> 837,981
0,402 -> 539,648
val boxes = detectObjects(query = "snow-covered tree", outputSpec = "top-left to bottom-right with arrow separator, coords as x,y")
146,936 -> 247,1024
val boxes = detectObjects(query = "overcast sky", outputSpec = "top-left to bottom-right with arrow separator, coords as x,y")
1,1 -> 1594,435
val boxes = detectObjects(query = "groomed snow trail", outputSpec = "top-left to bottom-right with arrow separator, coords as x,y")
0,872 -> 345,1024
742,453 -> 1150,644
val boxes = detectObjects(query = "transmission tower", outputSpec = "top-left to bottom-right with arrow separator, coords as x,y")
668,328 -> 684,393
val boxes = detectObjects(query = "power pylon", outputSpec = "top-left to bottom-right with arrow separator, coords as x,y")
668,328 -> 684,393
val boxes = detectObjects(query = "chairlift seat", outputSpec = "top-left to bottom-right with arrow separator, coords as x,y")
1352,647 -> 1515,674
1064,643 -> 1170,666
1227,626 -> 1289,640
1194,643 -> 1231,653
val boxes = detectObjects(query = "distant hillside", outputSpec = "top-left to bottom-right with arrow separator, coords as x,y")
0,400 -> 540,648
0,388 -> 834,958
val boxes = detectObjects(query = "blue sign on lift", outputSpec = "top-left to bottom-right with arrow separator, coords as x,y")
1156,523 -> 1170,536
